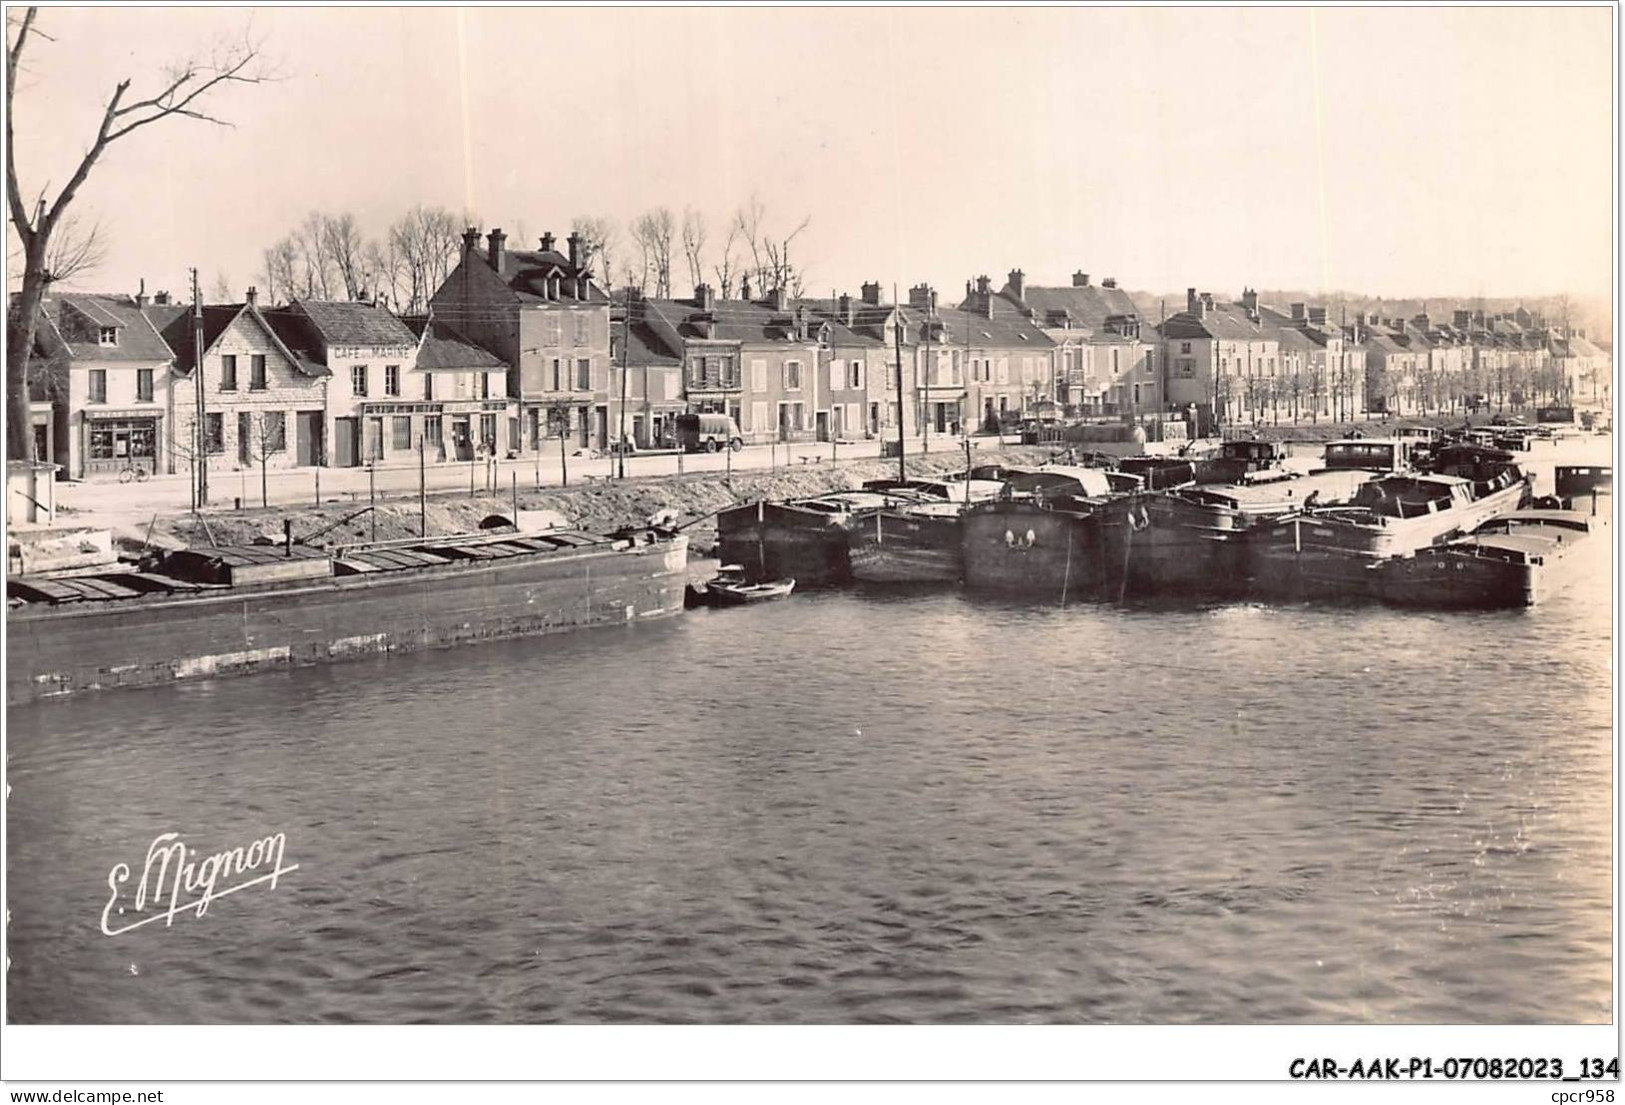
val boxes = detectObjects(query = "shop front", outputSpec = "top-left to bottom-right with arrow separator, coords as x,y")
82,411 -> 161,479
361,399 -> 509,464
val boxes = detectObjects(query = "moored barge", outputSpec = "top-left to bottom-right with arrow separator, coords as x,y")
1374,509 -> 1596,609
7,526 -> 688,705
846,478 -> 1006,584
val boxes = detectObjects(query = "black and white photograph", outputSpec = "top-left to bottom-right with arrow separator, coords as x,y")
2,1 -> 1617,1095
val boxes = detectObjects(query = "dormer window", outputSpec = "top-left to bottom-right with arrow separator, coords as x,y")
98,326 -> 118,347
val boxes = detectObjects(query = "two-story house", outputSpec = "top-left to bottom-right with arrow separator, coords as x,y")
1159,289 -> 1282,432
642,285 -> 825,444
430,227 -> 612,452
608,296 -> 687,449
399,317 -> 512,462
152,289 -> 331,477
800,290 -> 890,440
34,293 -> 177,479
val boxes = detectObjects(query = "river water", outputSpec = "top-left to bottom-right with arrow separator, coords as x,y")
7,522 -> 1612,1024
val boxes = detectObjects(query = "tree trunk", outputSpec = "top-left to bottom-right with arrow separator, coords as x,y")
6,245 -> 49,462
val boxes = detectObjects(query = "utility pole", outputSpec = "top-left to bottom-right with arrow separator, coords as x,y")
617,294 -> 630,480
892,284 -> 906,482
191,268 -> 209,506
922,293 -> 931,455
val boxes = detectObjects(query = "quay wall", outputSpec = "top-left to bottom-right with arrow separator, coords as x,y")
9,538 -> 687,705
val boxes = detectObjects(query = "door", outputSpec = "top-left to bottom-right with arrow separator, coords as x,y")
295,411 -> 323,466
815,410 -> 830,442
934,403 -> 948,434
238,412 -> 253,465
481,413 -> 498,454
869,403 -> 880,435
334,417 -> 360,467
451,417 -> 473,461
594,406 -> 608,449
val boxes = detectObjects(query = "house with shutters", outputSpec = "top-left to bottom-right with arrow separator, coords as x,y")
271,299 -> 429,466
1158,289 -> 1282,431
32,292 -> 178,479
800,288 -> 892,440
400,317 -> 512,462
608,296 -> 688,449
151,289 -> 331,477
429,227 -> 612,453
641,284 -> 826,444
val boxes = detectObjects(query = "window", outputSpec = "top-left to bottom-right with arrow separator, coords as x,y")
238,412 -> 253,463
250,354 -> 267,391
1181,342 -> 1192,354
784,360 -> 802,390
751,359 -> 767,393
391,416 -> 413,451
98,326 -> 118,347
1179,358 -> 1195,377
423,414 -> 442,449
263,411 -> 286,453
577,358 -> 591,390
86,368 -> 107,404
423,374 -> 435,401
849,360 -> 864,389
542,315 -> 562,347
551,358 -> 563,391
134,368 -> 154,402
351,365 -> 368,396
220,355 -> 238,391
573,314 -> 589,347
205,412 -> 225,454
479,371 -> 490,399
751,401 -> 768,431
385,365 -> 401,396
1112,348 -> 1120,375
829,360 -> 844,393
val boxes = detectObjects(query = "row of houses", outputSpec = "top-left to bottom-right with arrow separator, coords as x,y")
25,225 -> 1607,479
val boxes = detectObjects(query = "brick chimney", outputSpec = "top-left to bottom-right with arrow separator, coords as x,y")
1008,269 -> 1025,303
539,231 -> 556,254
740,275 -> 752,302
1241,287 -> 1258,315
860,281 -> 881,306
567,231 -> 582,271
1308,306 -> 1327,326
769,286 -> 787,313
487,228 -> 507,273
908,284 -> 932,310
696,283 -> 715,311
976,275 -> 991,296
153,291 -> 171,306
463,226 -> 481,258
1187,287 -> 1198,314
245,286 -> 258,308
1291,302 -> 1306,321
838,293 -> 854,326
1073,271 -> 1090,287
1101,277 -> 1118,289
135,278 -> 148,308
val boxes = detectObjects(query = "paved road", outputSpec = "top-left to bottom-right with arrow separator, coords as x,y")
53,434 -> 1019,534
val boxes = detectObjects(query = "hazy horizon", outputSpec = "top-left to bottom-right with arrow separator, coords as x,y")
8,6 -> 1614,309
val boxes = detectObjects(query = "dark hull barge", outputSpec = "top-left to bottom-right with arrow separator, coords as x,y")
7,527 -> 689,705
1375,509 -> 1596,608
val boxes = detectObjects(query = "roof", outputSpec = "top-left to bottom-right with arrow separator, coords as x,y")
154,303 -> 330,378
259,310 -> 334,377
494,248 -> 610,305
39,294 -> 173,363
410,318 -> 506,371
620,320 -> 682,366
1158,302 -> 1272,342
895,303 -> 1055,350
982,280 -> 1141,330
642,295 -> 822,345
295,300 -> 418,349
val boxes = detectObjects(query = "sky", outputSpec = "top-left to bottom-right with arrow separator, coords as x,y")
8,5 -> 1614,308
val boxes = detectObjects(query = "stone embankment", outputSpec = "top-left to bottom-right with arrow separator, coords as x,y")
149,447 -> 1058,556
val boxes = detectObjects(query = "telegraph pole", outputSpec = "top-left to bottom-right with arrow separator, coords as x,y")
616,293 -> 630,479
191,268 -> 209,506
922,292 -> 931,455
892,284 -> 906,482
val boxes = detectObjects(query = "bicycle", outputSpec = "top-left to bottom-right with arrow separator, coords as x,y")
117,465 -> 150,483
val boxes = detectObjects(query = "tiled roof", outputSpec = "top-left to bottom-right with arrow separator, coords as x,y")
797,298 -> 888,348
620,319 -> 682,366
259,310 -> 333,377
154,303 -> 331,378
642,296 -> 822,344
409,318 -> 506,371
1159,303 -> 1271,341
40,294 -> 173,363
498,249 -> 610,305
897,303 -> 1055,350
295,299 -> 418,348
983,281 -> 1141,330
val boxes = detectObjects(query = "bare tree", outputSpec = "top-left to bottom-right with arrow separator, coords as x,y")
6,7 -> 272,459
320,212 -> 365,300
363,236 -> 403,310
631,207 -> 674,297
259,236 -> 298,306
569,215 -> 618,288
712,219 -> 740,298
293,212 -> 333,299
242,409 -> 286,508
733,194 -> 766,293
680,206 -> 707,291
730,194 -> 810,298
210,270 -> 232,303
388,204 -> 460,313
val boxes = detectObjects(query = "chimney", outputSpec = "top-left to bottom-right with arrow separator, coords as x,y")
838,293 -> 854,327
487,228 -> 507,273
135,278 -> 148,308
860,281 -> 881,306
908,284 -> 932,310
1101,277 -> 1118,289
245,286 -> 258,308
1241,287 -> 1258,315
577,274 -> 589,300
929,289 -> 939,317
1187,287 -> 1198,314
1291,302 -> 1306,321
1308,306 -> 1327,326
696,283 -> 715,311
540,231 -> 556,254
1454,309 -> 1471,329
567,231 -> 582,270
1073,271 -> 1091,287
770,286 -> 787,313
1200,292 -> 1215,316
1008,269 -> 1025,303
740,275 -> 753,301
463,226 -> 481,258
153,291 -> 171,306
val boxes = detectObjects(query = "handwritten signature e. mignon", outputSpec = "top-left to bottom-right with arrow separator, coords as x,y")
101,831 -> 298,937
